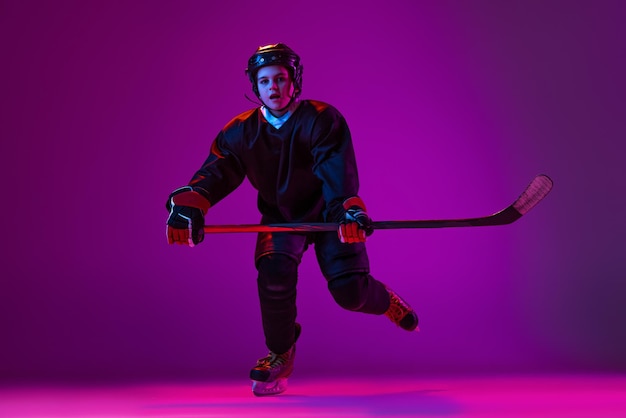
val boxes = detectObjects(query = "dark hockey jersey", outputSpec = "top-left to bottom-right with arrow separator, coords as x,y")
188,100 -> 360,223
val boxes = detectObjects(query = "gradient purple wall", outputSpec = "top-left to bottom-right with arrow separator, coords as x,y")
2,0 -> 625,382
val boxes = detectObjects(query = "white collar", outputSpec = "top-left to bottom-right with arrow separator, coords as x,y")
261,101 -> 300,129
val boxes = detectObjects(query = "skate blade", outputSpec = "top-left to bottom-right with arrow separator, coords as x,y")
251,378 -> 288,396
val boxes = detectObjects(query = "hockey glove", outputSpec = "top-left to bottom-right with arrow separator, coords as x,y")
338,196 -> 374,244
166,186 -> 211,247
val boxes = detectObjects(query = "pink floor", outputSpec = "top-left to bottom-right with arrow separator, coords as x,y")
1,374 -> 624,417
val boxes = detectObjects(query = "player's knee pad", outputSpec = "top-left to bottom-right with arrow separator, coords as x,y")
327,273 -> 369,311
257,254 -> 298,301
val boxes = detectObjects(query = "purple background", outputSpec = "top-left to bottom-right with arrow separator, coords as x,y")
2,0 -> 625,382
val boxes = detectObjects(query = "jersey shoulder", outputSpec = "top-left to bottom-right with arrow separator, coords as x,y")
222,107 -> 258,132
302,99 -> 342,116
299,100 -> 346,127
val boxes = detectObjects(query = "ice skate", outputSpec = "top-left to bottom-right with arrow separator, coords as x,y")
384,287 -> 419,332
250,323 -> 301,396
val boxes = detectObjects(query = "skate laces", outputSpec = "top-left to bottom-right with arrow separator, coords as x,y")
385,288 -> 413,324
257,351 -> 290,369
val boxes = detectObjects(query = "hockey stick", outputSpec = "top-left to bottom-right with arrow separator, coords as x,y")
202,174 -> 553,234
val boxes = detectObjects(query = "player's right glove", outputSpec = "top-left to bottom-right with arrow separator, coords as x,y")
166,186 -> 211,247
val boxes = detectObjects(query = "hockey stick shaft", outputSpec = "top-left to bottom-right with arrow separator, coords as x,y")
202,174 -> 553,234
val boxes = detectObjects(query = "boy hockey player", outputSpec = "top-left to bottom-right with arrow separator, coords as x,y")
166,43 -> 418,396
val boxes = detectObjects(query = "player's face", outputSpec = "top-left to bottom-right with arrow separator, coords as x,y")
256,65 -> 295,115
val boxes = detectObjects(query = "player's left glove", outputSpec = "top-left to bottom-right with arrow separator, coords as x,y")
166,186 -> 211,247
338,196 -> 374,244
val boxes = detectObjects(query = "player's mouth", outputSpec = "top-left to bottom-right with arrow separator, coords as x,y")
269,94 -> 280,100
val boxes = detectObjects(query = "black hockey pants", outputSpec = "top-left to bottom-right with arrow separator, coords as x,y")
255,231 -> 391,354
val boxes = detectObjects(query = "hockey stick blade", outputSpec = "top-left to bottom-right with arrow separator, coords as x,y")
202,174 -> 553,233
